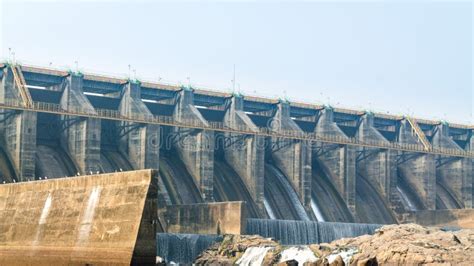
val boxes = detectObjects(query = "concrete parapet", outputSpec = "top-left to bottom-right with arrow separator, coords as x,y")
356,114 -> 397,206
163,201 -> 246,235
0,169 -> 158,265
60,74 -> 101,174
223,95 -> 265,213
0,67 -> 36,181
398,120 -> 436,210
314,108 -> 356,214
433,124 -> 472,208
270,101 -> 312,209
119,81 -> 159,170
173,88 -> 214,202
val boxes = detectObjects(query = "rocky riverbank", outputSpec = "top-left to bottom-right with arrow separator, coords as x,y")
194,224 -> 474,265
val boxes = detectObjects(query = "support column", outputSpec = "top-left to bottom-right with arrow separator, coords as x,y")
314,107 -> 356,215
432,123 -> 472,208
60,74 -> 101,174
223,95 -> 265,213
118,81 -> 159,170
356,114 -> 397,205
173,88 -> 214,202
270,100 -> 312,208
0,66 -> 36,181
398,120 -> 436,210
469,131 -> 474,208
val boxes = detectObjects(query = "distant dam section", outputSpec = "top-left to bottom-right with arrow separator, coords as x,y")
0,63 -> 472,227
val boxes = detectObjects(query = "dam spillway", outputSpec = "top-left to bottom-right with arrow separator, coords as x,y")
0,63 -> 473,263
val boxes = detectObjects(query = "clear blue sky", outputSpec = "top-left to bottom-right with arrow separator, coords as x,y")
1,0 -> 472,124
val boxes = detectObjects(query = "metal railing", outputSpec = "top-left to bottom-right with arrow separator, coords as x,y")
0,99 -> 472,158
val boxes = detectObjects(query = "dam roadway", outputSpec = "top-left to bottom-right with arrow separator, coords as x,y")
0,63 -> 473,225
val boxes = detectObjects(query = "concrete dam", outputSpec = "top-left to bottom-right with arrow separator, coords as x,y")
0,63 -> 473,263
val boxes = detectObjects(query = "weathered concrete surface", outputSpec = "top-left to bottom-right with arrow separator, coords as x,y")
0,67 -> 36,181
400,209 -> 474,229
398,120 -> 436,210
173,88 -> 214,201
223,95 -> 265,213
0,169 -> 156,265
164,201 -> 246,235
118,81 -> 160,170
314,108 -> 356,215
271,101 -> 312,208
356,114 -> 399,213
433,124 -> 472,208
60,74 -> 101,174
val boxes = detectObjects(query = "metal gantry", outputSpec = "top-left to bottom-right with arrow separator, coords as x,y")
11,65 -> 34,108
0,99 -> 472,159
406,116 -> 432,151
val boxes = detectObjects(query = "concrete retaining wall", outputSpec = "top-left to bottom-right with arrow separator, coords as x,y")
0,169 -> 156,265
164,201 -> 246,235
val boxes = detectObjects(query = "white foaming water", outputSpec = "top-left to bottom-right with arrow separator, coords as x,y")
236,246 -> 273,266
310,198 -> 325,222
279,246 -> 318,265
76,186 -> 102,245
32,193 -> 53,246
264,198 -> 276,219
38,193 -> 52,225
397,186 -> 416,211
327,248 -> 358,265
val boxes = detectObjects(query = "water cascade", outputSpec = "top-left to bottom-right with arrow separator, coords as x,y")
156,233 -> 223,264
317,221 -> 381,244
397,186 -> 416,211
77,186 -> 102,245
312,160 -> 354,222
264,197 -> 276,220
264,164 -> 310,221
310,199 -> 325,222
246,219 -> 382,245
236,246 -> 273,266
32,193 -> 53,246
279,246 -> 318,265
355,174 -> 397,224
246,219 -> 319,245
326,248 -> 358,265
213,160 -> 260,218
159,155 -> 202,205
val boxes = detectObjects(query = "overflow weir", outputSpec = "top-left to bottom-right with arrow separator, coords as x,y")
0,63 -> 473,264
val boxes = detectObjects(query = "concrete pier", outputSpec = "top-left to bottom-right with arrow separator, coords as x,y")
270,100 -> 312,208
223,95 -> 265,213
314,108 -> 356,214
398,120 -> 436,210
356,114 -> 397,207
60,74 -> 101,174
173,88 -> 214,201
118,81 -> 159,170
0,63 -> 472,227
433,124 -> 472,208
0,67 -> 36,181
